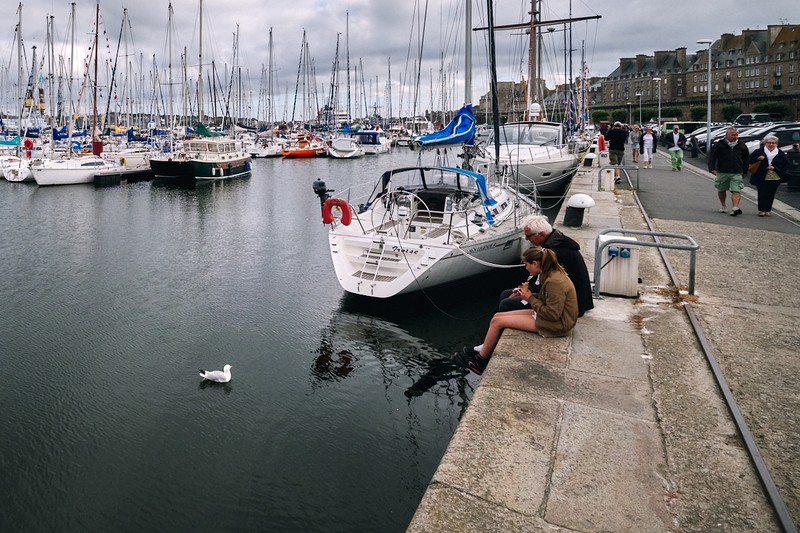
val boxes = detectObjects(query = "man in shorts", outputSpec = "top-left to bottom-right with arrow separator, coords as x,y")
605,121 -> 628,179
708,127 -> 749,216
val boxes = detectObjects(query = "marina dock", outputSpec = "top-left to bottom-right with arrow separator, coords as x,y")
407,151 -> 800,531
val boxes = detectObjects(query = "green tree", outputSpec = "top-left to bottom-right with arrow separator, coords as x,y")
660,106 -> 682,120
592,110 -> 609,124
721,104 -> 742,122
611,109 -> 628,123
753,101 -> 790,118
690,106 -> 706,121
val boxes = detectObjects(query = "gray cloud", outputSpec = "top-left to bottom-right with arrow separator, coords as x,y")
4,0 -> 795,122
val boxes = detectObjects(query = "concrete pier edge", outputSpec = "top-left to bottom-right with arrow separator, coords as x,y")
406,151 -> 795,532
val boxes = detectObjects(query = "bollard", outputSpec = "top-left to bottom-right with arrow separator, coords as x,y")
582,153 -> 596,168
563,193 -> 595,227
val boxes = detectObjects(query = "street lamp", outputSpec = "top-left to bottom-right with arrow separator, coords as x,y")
635,93 -> 642,125
697,39 -> 713,154
627,102 -> 632,124
652,77 -> 662,131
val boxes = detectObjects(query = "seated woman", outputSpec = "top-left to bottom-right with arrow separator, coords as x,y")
455,246 -> 579,375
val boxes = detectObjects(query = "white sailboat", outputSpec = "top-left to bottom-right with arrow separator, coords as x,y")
313,5 -> 539,299
327,136 -> 364,159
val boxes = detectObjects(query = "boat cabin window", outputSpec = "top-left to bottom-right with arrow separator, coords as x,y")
495,124 -> 560,146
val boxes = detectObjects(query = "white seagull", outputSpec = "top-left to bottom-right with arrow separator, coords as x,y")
198,364 -> 233,383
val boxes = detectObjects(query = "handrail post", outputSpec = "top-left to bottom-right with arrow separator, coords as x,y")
593,228 -> 699,298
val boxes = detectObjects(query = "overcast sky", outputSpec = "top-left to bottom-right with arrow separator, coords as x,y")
2,0 -> 795,121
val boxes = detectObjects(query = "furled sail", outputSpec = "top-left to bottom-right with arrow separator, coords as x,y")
412,104 -> 475,148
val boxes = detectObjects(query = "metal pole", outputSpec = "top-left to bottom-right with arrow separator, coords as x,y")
698,39 -> 712,154
638,94 -> 642,125
653,77 -> 661,130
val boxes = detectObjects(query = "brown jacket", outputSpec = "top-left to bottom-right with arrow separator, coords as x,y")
530,269 -> 578,337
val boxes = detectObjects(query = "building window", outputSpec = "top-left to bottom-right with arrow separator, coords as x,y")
791,64 -> 795,73
738,69 -> 742,78
765,66 -> 769,75
790,77 -> 795,86
737,81 -> 742,89
764,80 -> 768,88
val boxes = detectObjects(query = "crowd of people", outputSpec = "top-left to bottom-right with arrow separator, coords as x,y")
595,122 -> 794,217
452,123 -> 795,377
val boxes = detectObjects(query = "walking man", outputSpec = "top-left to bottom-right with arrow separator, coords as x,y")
666,125 -> 687,171
605,121 -> 628,178
708,127 -> 749,216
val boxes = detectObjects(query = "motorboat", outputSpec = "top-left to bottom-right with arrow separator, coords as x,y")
247,138 -> 284,158
352,129 -> 390,154
312,165 -> 539,298
474,121 -> 580,195
30,155 -> 121,186
327,136 -> 364,159
1,155 -> 33,182
149,137 -> 251,180
282,135 -> 326,158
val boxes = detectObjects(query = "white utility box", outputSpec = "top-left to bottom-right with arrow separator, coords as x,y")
598,234 -> 639,297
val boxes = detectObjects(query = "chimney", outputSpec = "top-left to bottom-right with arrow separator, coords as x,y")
675,47 -> 687,69
654,51 -> 669,70
636,54 -> 648,71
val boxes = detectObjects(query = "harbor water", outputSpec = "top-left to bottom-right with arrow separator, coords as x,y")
0,149 -> 566,532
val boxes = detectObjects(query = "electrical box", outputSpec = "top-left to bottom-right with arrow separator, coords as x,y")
598,234 -> 639,297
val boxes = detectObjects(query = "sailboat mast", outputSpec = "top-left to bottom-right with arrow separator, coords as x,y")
486,0 -> 501,170
465,0 -> 471,105
268,28 -> 274,125
346,12 -> 351,126
16,3 -> 22,142
198,0 -> 203,124
92,1 -> 99,148
167,3 -> 174,149
528,0 -> 537,114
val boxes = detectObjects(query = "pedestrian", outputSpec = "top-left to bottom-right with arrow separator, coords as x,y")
665,125 -> 687,171
629,125 -> 642,163
497,214 -> 593,317
748,134 -> 790,217
708,127 -> 749,216
455,246 -> 578,375
641,125 -> 657,168
605,121 -> 628,177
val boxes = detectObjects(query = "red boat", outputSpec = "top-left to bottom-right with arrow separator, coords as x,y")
282,136 -> 326,158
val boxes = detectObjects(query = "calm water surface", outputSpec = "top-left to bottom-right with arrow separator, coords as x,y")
0,149 -> 563,532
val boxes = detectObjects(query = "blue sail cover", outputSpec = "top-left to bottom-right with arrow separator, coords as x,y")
413,104 -> 475,147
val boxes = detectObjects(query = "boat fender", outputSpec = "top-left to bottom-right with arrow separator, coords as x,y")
120,158 -> 126,166
597,134 -> 606,152
322,198 -> 352,226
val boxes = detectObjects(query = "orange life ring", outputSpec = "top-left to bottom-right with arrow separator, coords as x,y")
322,198 -> 352,226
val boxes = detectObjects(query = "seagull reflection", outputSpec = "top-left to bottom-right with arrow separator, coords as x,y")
198,380 -> 233,394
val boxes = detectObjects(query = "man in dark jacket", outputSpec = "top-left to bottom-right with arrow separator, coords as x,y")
708,127 -> 749,216
605,121 -> 628,179
498,215 -> 594,317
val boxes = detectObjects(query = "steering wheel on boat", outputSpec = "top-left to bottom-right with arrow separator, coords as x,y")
372,191 -> 432,236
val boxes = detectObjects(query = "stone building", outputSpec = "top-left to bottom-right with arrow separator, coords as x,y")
600,24 -> 800,122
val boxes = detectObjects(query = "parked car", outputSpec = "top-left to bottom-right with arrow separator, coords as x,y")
745,126 -> 800,153
659,121 -> 706,146
733,113 -> 783,126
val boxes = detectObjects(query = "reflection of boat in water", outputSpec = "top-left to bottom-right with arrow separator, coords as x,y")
311,304 -> 475,401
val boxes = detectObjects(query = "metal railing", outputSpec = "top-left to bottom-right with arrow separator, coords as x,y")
596,164 -> 641,191
593,228 -> 699,298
